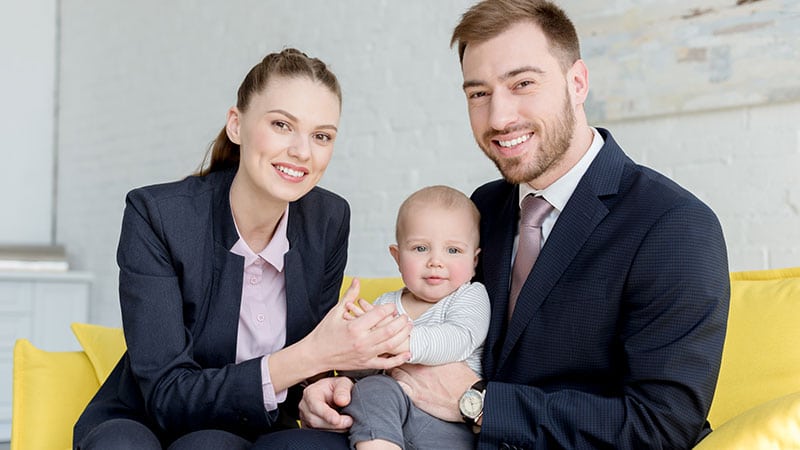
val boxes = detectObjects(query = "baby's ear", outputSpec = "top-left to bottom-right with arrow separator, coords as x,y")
389,244 -> 400,266
473,248 -> 481,269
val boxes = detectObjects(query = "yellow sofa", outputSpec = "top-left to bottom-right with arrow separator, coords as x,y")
11,270 -> 800,449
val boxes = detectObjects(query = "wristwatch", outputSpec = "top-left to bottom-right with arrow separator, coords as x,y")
459,379 -> 486,433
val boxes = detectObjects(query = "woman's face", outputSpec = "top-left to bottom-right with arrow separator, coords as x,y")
227,76 -> 341,204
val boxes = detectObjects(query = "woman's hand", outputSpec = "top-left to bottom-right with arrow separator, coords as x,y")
298,376 -> 354,431
268,279 -> 412,392
310,278 -> 412,370
343,286 -> 411,358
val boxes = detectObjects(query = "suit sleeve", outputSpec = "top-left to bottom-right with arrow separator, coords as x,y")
117,188 -> 272,437
479,201 -> 730,449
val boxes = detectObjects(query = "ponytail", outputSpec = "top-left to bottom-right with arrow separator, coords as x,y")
194,127 -> 239,177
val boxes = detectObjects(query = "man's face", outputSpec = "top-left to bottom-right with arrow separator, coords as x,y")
461,21 -> 578,188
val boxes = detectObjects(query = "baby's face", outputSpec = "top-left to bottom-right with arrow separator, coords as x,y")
391,204 -> 479,303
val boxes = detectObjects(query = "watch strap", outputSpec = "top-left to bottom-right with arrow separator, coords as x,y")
461,379 -> 486,432
470,379 -> 486,393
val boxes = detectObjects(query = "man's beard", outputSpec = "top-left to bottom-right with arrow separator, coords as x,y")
479,91 -> 576,185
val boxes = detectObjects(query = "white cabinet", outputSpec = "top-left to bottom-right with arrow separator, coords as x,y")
0,271 -> 91,441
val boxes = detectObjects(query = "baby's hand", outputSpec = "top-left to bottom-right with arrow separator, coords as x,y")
343,298 -> 374,320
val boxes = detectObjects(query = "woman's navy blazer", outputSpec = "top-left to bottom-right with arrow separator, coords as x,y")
74,168 -> 350,444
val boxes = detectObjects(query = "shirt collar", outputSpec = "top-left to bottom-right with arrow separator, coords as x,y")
229,206 -> 290,272
519,127 -> 605,212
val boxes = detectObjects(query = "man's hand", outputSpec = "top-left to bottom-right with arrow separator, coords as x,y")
389,362 -> 479,422
298,377 -> 355,432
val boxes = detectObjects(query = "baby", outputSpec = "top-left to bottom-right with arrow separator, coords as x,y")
343,185 -> 490,450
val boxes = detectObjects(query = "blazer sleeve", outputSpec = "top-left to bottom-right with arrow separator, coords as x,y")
479,200 -> 730,449
117,187 -> 273,437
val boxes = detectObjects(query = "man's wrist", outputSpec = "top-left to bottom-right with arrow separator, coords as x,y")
459,379 -> 486,433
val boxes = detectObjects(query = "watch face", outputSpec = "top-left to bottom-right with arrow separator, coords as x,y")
459,390 -> 483,418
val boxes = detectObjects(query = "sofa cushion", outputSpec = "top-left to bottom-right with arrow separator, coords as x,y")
340,276 -> 405,302
695,390 -> 800,449
71,322 -> 127,384
706,267 -> 800,428
11,339 -> 100,450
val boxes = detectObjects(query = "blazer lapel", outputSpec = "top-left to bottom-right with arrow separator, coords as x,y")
283,206 -> 318,346
283,248 -> 316,345
209,169 -> 245,365
497,130 -> 626,370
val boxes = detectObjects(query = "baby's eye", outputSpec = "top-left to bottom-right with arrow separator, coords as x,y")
447,247 -> 462,254
413,245 -> 428,252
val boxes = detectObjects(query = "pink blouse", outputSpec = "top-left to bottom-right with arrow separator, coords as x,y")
229,207 -> 290,411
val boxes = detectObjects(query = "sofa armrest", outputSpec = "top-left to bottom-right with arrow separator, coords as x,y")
694,390 -> 800,450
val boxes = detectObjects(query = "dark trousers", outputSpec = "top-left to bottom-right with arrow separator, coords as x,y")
252,429 -> 349,449
76,418 -> 252,450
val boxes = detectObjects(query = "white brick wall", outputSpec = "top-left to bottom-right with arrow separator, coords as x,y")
54,1 -> 800,326
0,0 -> 56,244
605,101 -> 800,272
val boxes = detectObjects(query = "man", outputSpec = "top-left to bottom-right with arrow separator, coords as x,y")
270,1 -> 730,448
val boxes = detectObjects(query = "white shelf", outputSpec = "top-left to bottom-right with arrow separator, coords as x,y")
0,271 -> 92,442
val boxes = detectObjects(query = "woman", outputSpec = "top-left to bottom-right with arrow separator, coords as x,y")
74,48 -> 412,450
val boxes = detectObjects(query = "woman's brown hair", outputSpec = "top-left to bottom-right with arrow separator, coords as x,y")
195,48 -> 342,176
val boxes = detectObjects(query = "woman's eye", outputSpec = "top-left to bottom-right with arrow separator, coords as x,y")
273,120 -> 290,131
314,133 -> 332,143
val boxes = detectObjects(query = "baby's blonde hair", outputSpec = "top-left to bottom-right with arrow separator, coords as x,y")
395,185 -> 481,245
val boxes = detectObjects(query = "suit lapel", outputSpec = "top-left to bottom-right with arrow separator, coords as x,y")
497,183 -> 609,368
497,129 -> 627,370
481,188 -> 519,378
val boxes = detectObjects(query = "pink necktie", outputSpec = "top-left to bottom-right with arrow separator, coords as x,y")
509,195 -> 553,319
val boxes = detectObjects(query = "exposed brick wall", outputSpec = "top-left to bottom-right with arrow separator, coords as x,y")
54,1 -> 800,325
607,102 -> 800,271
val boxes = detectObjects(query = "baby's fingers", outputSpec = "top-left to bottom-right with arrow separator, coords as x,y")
343,301 -> 363,320
356,299 -> 374,314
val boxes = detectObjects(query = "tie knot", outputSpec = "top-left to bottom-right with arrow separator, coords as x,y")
520,195 -> 553,228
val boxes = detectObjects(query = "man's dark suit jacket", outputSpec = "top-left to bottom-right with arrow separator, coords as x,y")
74,168 -> 350,445
471,128 -> 729,449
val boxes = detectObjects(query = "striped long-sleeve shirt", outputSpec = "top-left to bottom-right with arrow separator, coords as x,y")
374,282 -> 490,375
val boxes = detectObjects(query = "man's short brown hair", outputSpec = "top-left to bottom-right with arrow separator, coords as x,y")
451,0 -> 581,72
